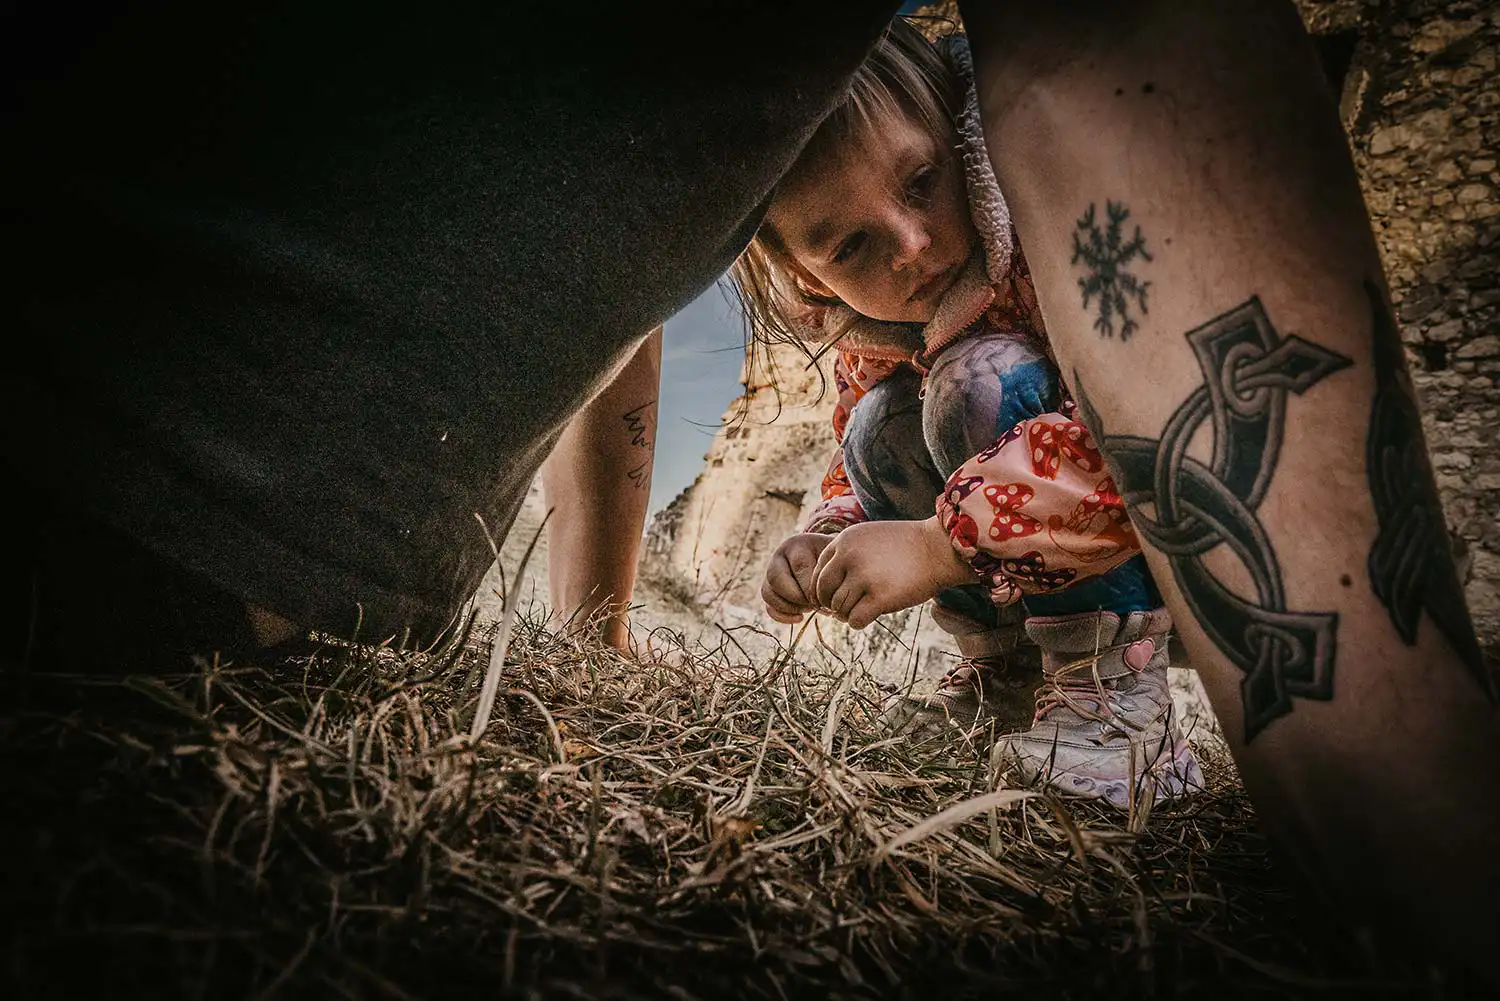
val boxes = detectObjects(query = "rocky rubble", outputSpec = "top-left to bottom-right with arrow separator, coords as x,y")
639,342 -> 833,615
634,339 -> 972,686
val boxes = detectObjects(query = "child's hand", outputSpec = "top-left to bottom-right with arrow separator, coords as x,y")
812,517 -> 975,629
762,533 -> 836,624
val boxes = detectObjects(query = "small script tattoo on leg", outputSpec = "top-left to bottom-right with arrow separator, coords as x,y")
1075,297 -> 1352,742
1362,279 -> 1492,699
623,400 -> 655,490
1072,201 -> 1152,340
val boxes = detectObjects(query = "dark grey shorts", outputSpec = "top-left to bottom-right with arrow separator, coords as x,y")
4,2 -> 901,644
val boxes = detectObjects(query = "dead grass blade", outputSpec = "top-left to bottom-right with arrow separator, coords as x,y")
0,596 -> 1443,999
470,508 -> 551,741
871,789 -> 1036,862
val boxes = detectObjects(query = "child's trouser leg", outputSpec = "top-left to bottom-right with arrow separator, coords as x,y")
922,333 -> 1062,480
842,368 -> 998,630
843,370 -> 1036,732
922,331 -> 1162,621
841,368 -> 942,520
1023,555 -> 1160,617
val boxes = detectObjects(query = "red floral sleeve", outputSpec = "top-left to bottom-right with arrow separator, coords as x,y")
935,399 -> 1141,605
803,450 -> 866,535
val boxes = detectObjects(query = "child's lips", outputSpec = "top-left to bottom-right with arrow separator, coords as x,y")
910,263 -> 957,303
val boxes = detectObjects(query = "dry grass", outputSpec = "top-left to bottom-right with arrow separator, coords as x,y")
0,611 -> 1465,1000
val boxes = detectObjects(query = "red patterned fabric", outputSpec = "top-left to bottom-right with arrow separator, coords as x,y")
936,399 -> 1140,605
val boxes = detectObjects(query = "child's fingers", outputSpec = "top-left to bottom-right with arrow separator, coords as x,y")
813,552 -> 847,608
827,581 -> 853,621
761,576 -> 808,622
812,535 -> 841,577
784,539 -> 827,593
768,552 -> 812,606
762,594 -> 805,623
846,597 -> 879,630
829,569 -> 872,623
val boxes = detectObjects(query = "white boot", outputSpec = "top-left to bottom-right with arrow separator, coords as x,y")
990,609 -> 1203,808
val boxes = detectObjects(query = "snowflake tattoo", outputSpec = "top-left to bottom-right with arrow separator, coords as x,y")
1072,201 -> 1153,340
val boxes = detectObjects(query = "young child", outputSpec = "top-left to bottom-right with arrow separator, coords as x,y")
731,18 -> 1202,809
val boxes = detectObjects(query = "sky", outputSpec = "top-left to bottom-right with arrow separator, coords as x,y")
651,280 -> 749,515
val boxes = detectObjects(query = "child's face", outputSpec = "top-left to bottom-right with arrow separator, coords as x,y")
769,114 -> 976,325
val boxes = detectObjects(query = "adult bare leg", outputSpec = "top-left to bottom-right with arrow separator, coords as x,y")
959,0 -> 1499,976
542,328 -> 661,654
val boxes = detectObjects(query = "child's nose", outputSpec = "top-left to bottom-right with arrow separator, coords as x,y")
890,217 -> 931,271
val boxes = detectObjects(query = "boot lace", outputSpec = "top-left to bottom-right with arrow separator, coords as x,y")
1032,645 -> 1155,737
937,659 -> 986,693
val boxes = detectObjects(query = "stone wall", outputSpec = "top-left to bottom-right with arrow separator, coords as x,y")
1339,0 -> 1500,646
640,340 -> 839,617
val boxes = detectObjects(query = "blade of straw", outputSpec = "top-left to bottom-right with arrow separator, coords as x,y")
470,507 -> 552,742
872,788 -> 1036,862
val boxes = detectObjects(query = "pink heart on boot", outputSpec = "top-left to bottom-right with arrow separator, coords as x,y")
1123,639 -> 1156,672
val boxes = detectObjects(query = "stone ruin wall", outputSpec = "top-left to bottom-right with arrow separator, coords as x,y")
639,343 -> 839,617
1344,0 -> 1500,647
643,0 -> 1500,652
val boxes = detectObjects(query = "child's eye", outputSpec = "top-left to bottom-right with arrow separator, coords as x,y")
832,232 -> 866,265
906,166 -> 938,202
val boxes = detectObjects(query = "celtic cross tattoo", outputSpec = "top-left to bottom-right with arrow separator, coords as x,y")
1074,297 -> 1353,741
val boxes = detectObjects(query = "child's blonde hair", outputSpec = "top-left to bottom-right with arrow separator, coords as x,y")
729,17 -> 962,364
